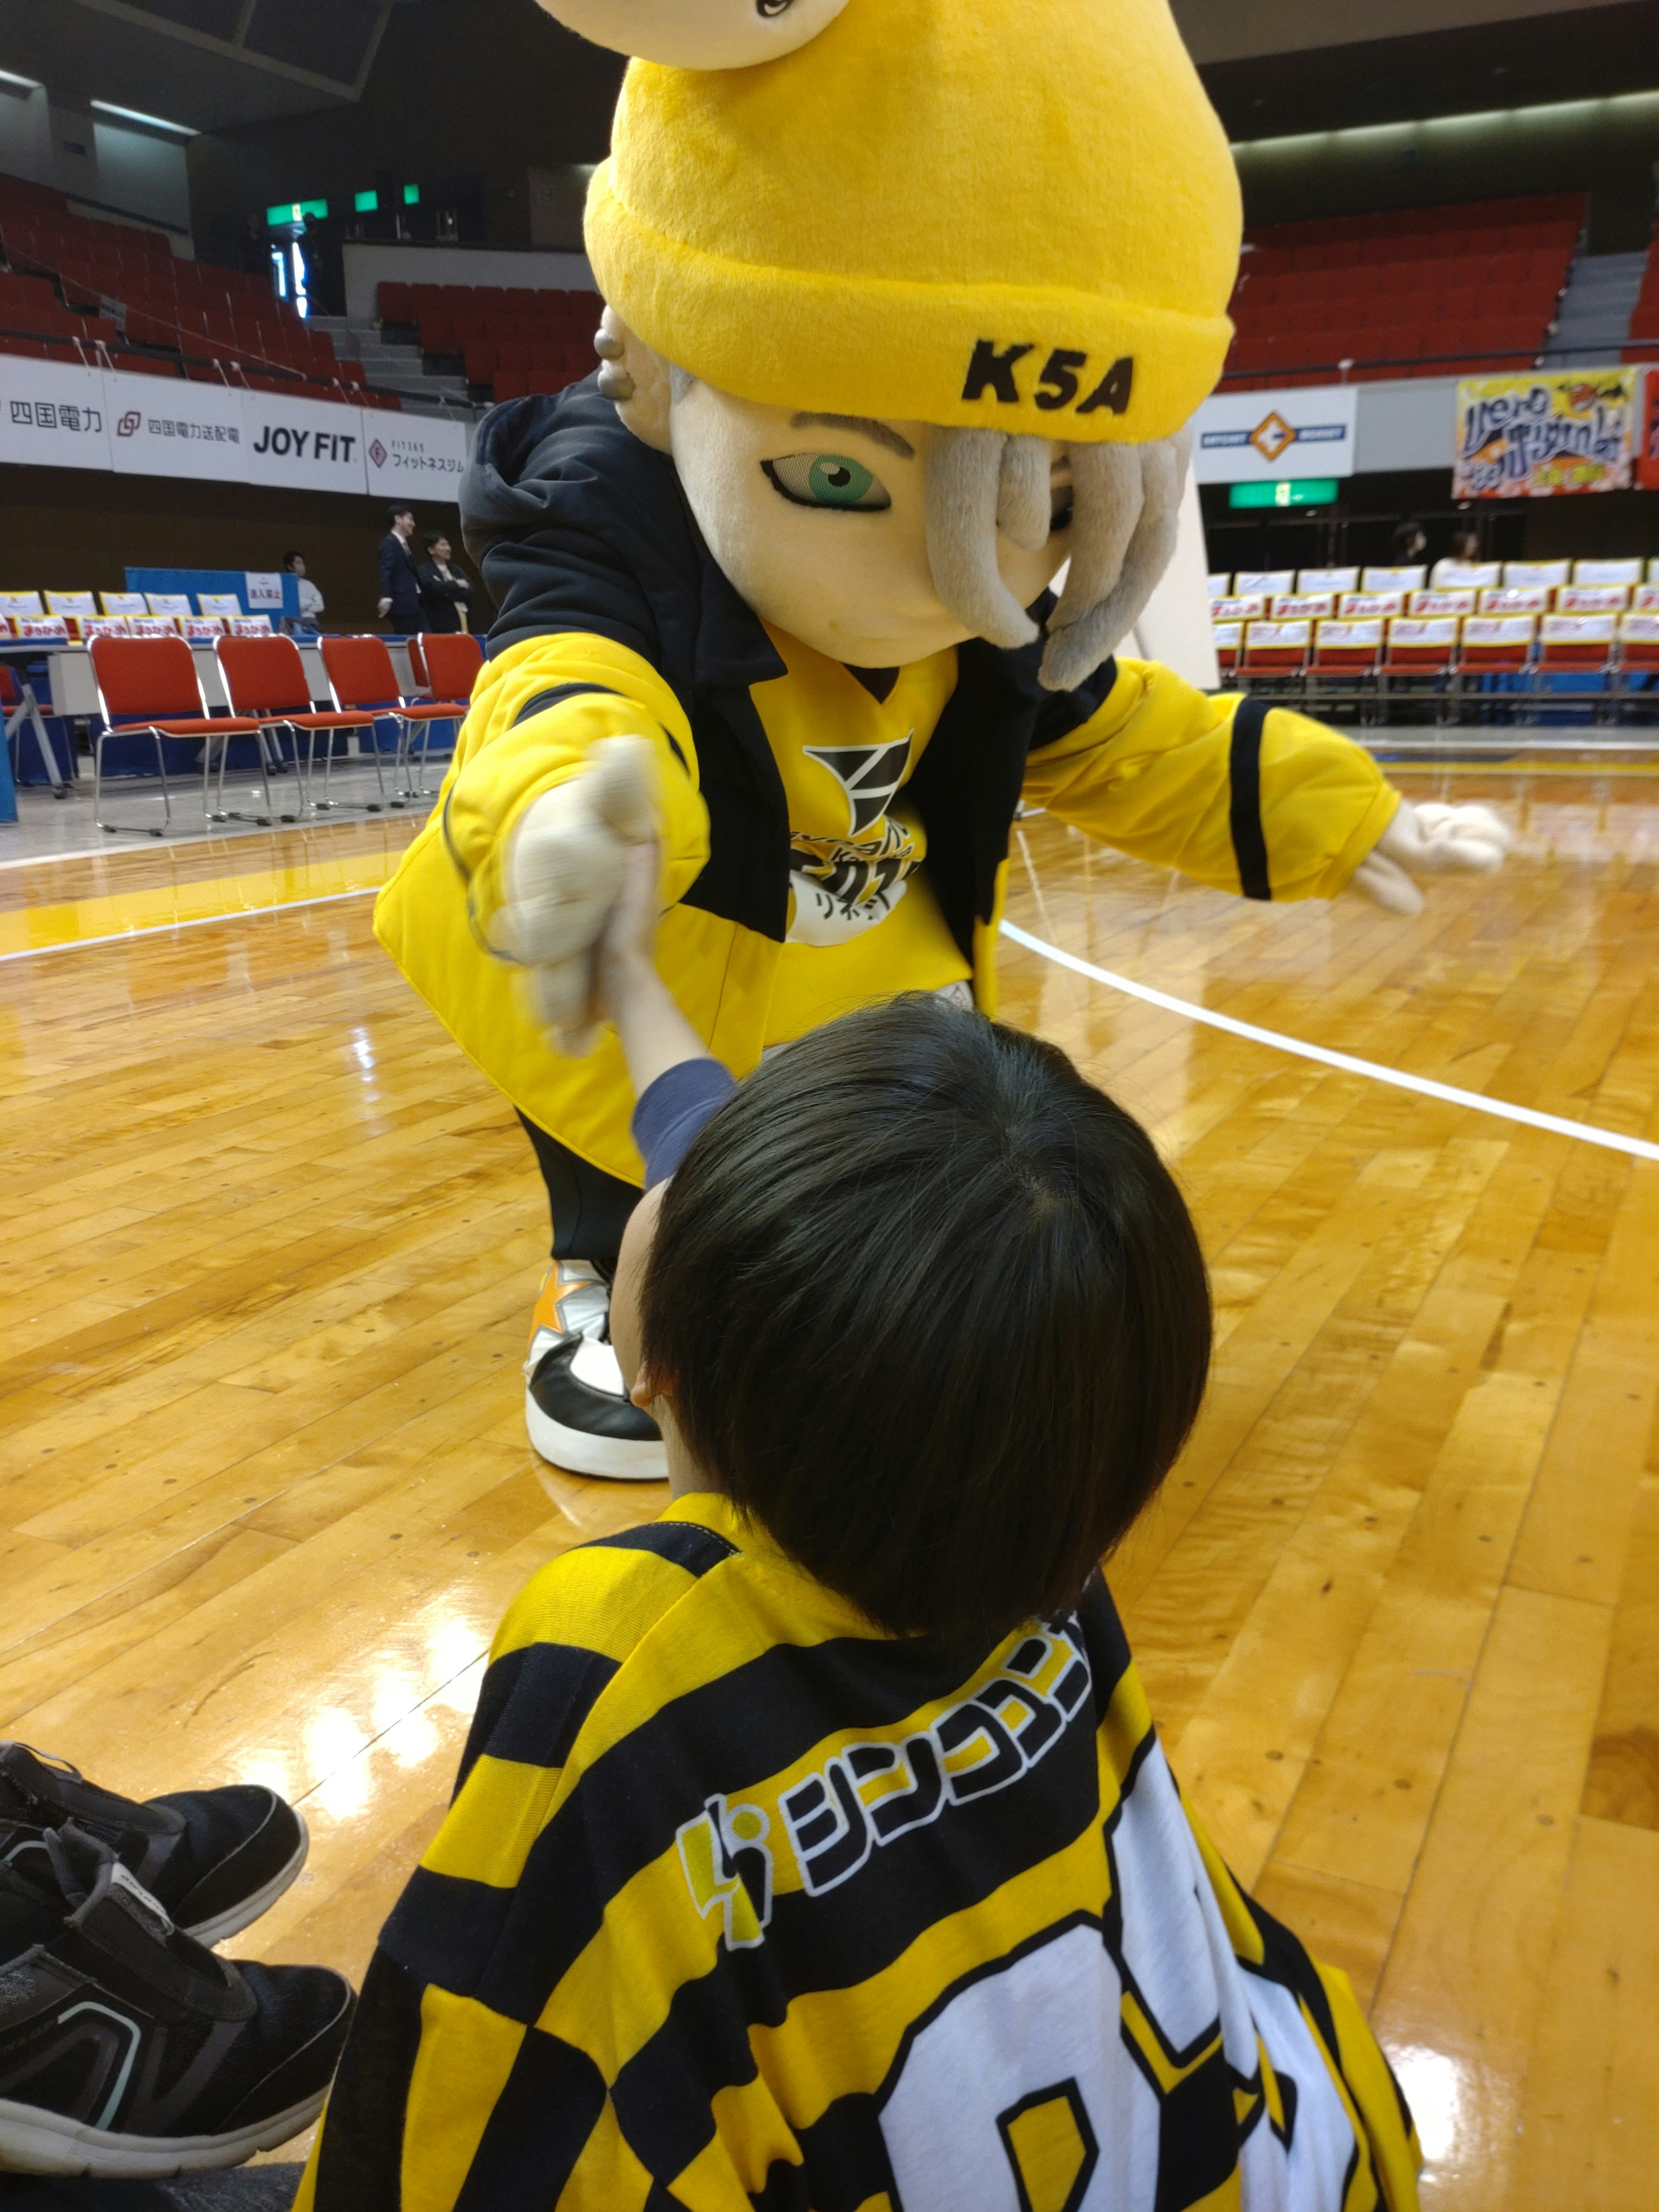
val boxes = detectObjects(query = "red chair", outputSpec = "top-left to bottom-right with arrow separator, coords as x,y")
216,632 -> 394,814
320,635 -> 470,804
1307,618 -> 1382,722
89,634 -> 279,835
420,631 -> 484,703
1239,619 -> 1311,699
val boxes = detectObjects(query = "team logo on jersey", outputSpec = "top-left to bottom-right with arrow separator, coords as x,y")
677,1795 -> 773,1951
790,738 -> 921,945
803,740 -> 914,839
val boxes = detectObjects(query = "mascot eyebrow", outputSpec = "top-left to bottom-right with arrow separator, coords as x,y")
789,412 -> 916,461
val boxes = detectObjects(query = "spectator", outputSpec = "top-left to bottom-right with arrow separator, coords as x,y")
1448,522 -> 1484,563
416,531 -> 475,633
282,550 -> 325,631
375,506 -> 422,631
1390,520 -> 1429,566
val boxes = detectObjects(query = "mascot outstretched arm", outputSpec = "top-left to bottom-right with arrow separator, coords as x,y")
374,0 -> 1510,1481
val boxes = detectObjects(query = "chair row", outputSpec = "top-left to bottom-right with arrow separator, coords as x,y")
1215,612 -> 1659,680
1210,561 -> 1659,599
86,630 -> 484,835
1215,584 -> 1659,624
1,590 -> 280,641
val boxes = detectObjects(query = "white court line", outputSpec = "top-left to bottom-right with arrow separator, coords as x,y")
0,887 -> 379,966
1001,918 -> 1659,1165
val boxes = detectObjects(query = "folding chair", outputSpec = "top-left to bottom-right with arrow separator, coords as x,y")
2,660 -> 65,796
1307,619 -> 1383,723
320,636 -> 469,807
419,631 -> 484,700
89,634 -> 277,836
1535,615 -> 1616,728
1238,619 -> 1311,701
1478,587 -> 1550,617
1338,592 -> 1405,620
1408,590 -> 1475,619
1456,616 -> 1536,724
1380,618 -> 1459,727
1614,613 -> 1659,727
216,634 -> 391,814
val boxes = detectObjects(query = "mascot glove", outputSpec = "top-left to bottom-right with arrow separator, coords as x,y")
494,735 -> 658,1055
1348,798 -> 1513,916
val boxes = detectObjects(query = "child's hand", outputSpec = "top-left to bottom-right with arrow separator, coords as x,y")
595,836 -> 664,1016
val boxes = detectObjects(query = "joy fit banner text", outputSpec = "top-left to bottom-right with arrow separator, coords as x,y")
1453,369 -> 1637,498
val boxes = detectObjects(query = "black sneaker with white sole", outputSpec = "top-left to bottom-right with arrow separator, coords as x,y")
0,1824 -> 353,2179
0,1746 -> 308,1952
524,1260 -> 667,1482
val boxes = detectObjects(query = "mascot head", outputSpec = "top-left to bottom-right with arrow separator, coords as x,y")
539,0 -> 1241,687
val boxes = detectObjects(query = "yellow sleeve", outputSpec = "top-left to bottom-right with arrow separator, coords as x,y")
1020,657 -> 1400,902
439,629 -> 712,939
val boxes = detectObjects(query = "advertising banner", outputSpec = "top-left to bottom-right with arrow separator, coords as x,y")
1,354 -> 470,505
238,388 -> 369,495
107,370 -> 247,482
1453,369 -> 1636,498
1191,385 -> 1358,484
1638,367 -> 1659,492
0,359 -> 112,471
360,413 -> 471,503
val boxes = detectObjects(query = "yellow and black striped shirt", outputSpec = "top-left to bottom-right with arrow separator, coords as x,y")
299,1497 -> 1419,2211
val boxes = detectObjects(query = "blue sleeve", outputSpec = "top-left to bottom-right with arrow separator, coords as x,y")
632,1059 -> 737,1188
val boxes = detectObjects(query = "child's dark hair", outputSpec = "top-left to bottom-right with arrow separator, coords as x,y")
641,998 -> 1211,1644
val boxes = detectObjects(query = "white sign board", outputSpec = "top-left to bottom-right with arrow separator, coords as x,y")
0,360 -> 113,471
361,414 -> 471,503
1192,385 -> 1359,483
107,370 -> 247,481
238,389 -> 369,494
0,356 -> 472,508
244,572 -> 284,609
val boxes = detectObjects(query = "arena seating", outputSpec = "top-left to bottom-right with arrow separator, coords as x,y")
0,170 -> 400,407
1624,222 -> 1659,363
1208,557 -> 1659,724
377,279 -> 599,400
1222,193 -> 1584,388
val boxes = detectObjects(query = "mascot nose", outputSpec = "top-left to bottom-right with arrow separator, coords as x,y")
534,0 -> 851,69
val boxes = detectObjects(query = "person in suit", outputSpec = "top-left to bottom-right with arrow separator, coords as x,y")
375,506 -> 423,631
416,532 -> 475,633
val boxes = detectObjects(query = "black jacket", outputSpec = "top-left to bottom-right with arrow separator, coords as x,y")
461,379 -> 1119,966
377,531 -> 423,631
416,559 -> 473,633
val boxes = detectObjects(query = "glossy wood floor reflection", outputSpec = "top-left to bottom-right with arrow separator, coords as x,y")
2,775 -> 1656,2204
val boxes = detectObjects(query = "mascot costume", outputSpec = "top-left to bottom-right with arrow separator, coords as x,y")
374,0 -> 1510,1481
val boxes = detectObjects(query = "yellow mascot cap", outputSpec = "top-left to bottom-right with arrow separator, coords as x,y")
580,0 -> 1241,445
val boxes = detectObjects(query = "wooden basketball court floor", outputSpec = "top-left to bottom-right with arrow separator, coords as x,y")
2,769 -> 1656,2206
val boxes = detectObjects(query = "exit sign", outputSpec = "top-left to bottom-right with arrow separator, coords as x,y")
1230,479 -> 1340,509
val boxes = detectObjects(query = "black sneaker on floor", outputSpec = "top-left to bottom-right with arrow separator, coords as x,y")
0,1748 -> 307,1953
524,1261 -> 667,1482
0,1825 -> 353,2179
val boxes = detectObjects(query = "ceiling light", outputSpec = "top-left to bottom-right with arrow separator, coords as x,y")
91,99 -> 197,135
0,68 -> 42,92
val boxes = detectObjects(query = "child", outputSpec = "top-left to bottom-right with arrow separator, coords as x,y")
299,838 -> 1420,2212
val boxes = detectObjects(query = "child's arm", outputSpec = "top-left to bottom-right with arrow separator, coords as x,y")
596,838 -> 737,1187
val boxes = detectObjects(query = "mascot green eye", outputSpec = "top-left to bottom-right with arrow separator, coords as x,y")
763,452 -> 892,511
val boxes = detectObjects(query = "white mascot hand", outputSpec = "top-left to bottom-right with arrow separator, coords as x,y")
496,735 -> 657,1055
1348,798 -> 1513,917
